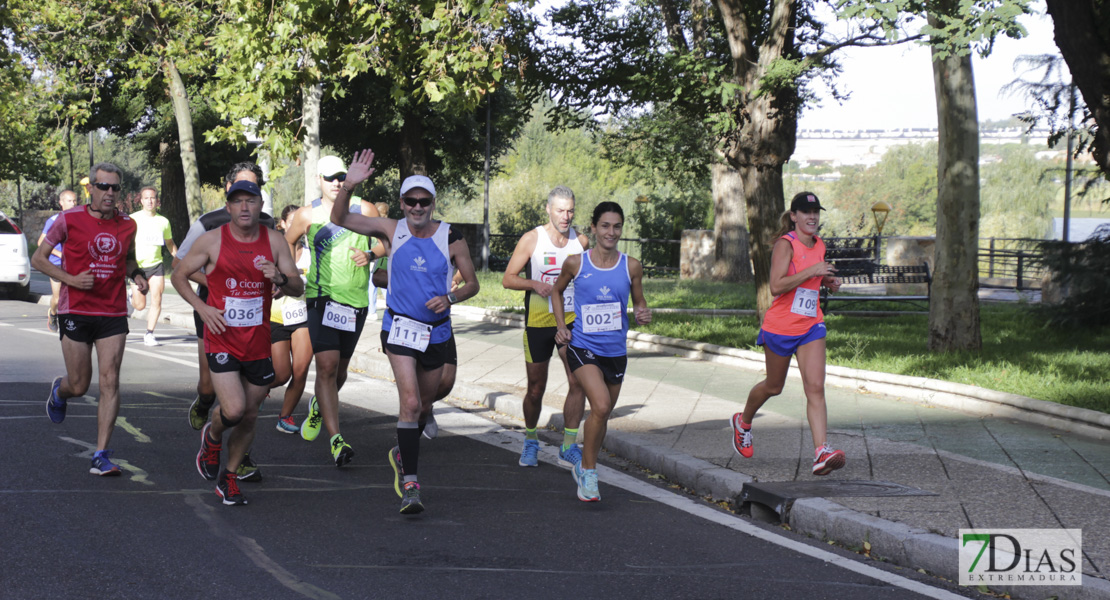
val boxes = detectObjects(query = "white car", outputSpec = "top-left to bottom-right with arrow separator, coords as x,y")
0,209 -> 31,300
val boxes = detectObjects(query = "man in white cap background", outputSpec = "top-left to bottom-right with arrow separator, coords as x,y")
282,155 -> 382,467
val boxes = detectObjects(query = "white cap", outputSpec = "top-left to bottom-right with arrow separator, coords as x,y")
400,175 -> 436,198
318,155 -> 347,177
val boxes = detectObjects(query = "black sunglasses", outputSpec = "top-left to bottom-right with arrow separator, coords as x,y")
321,173 -> 346,182
92,182 -> 121,192
401,196 -> 433,208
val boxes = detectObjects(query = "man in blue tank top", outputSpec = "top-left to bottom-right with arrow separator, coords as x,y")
329,150 -> 480,516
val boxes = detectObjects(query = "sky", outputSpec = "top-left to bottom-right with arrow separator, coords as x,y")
798,5 -> 1065,131
532,1 -> 1067,132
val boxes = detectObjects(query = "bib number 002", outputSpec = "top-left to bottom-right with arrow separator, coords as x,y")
581,302 -> 622,334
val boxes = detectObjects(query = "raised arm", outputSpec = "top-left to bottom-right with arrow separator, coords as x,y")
330,149 -> 392,239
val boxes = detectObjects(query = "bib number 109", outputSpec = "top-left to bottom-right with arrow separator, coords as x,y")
791,287 -> 819,318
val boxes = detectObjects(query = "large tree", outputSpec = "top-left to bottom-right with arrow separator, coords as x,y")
531,1 -> 907,312
847,0 -> 1031,351
208,0 -> 512,188
10,0 -> 223,240
1043,0 -> 1110,177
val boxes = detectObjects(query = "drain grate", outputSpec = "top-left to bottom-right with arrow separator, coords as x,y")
738,480 -> 937,524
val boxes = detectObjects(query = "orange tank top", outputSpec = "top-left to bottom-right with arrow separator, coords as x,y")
761,232 -> 825,336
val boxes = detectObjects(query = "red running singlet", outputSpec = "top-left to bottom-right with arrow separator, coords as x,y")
42,206 -> 138,317
204,225 -> 274,361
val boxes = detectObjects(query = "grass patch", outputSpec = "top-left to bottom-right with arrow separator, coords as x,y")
462,273 -> 1110,413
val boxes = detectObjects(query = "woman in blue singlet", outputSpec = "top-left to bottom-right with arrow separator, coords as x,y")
552,202 -> 651,502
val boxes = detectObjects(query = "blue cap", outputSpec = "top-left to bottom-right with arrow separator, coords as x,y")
226,180 -> 262,199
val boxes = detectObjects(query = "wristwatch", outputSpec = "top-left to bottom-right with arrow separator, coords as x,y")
447,292 -> 458,304
274,272 -> 289,287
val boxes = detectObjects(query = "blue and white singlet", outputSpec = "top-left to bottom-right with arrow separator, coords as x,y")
570,250 -> 630,357
383,220 -> 454,344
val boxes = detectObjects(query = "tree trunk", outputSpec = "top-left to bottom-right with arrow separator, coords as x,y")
399,115 -> 428,180
928,12 -> 982,353
710,160 -> 753,283
740,164 -> 786,315
1043,0 -> 1110,176
164,58 -> 202,232
303,79 -> 322,204
159,141 -> 189,243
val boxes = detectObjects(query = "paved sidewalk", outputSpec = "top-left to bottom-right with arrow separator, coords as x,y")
24,276 -> 1108,599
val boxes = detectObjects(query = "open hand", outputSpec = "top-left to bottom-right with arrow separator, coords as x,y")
345,149 -> 376,187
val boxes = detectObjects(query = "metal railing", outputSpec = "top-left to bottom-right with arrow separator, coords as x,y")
979,238 -> 1045,290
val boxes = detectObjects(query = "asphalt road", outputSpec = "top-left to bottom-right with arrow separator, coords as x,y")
0,300 -> 973,600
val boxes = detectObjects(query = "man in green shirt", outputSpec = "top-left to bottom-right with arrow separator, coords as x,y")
130,186 -> 177,346
283,155 -> 381,467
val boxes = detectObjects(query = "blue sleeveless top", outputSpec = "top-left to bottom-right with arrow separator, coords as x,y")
570,250 -> 630,357
383,220 -> 453,343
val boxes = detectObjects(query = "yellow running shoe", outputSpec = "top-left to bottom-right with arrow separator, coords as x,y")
300,396 -> 322,442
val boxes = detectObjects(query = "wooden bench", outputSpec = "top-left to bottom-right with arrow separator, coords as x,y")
820,263 -> 932,312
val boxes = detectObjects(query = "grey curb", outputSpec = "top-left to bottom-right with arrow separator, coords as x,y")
451,305 -> 1110,441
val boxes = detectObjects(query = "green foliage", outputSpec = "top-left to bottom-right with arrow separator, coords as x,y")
208,0 -> 510,164
1037,230 -> 1110,328
828,142 -> 939,236
980,144 -> 1054,239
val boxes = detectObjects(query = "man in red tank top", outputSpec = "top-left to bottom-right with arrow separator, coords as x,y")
172,181 -> 303,506
32,163 -> 149,477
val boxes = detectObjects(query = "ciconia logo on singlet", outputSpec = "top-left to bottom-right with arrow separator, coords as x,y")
225,278 -> 265,294
411,256 -> 427,272
598,286 -> 613,300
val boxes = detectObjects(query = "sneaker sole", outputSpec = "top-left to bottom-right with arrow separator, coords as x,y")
275,423 -> 300,434
188,397 -> 209,431
46,376 -> 65,424
237,471 -> 262,482
400,501 -> 425,515
334,447 -> 354,467
388,447 -> 403,498
813,453 -> 847,476
577,491 -> 600,502
89,467 -> 122,476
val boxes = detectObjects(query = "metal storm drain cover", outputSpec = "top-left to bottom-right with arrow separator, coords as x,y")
738,480 -> 937,524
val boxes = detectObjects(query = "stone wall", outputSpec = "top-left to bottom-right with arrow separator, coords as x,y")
21,210 -> 56,249
681,229 -> 715,280
885,236 -> 935,295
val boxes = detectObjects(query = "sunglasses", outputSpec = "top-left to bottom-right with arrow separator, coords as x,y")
92,182 -> 121,192
401,196 -> 433,208
321,173 -> 346,182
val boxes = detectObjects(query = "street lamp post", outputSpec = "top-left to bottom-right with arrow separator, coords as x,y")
871,201 -> 891,264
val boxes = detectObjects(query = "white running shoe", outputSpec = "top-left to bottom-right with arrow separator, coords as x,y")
143,332 -> 159,346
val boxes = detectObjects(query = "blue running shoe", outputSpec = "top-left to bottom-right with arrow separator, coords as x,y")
558,444 -> 582,469
275,414 -> 300,434
89,450 -> 122,476
577,467 -> 600,502
46,376 -> 66,424
518,439 -> 540,467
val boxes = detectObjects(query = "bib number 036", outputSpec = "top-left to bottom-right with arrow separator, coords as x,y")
224,296 -> 263,327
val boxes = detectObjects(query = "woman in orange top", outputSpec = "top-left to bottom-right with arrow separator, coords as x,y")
731,192 -> 847,476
